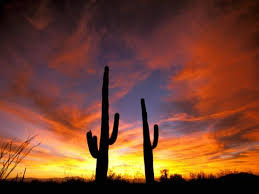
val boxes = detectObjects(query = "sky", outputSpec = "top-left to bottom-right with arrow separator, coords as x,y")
0,0 -> 258,179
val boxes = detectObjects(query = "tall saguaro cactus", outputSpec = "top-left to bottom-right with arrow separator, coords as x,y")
86,66 -> 120,183
141,98 -> 159,183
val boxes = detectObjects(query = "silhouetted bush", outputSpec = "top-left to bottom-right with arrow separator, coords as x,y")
170,174 -> 185,184
159,169 -> 169,182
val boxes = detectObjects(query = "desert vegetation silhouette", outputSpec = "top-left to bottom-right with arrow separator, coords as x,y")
0,136 -> 38,182
86,66 -> 120,183
141,98 -> 159,183
86,66 -> 159,184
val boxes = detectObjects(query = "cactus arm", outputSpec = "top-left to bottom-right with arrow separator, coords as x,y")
109,113 -> 120,145
86,131 -> 99,158
151,124 -> 159,149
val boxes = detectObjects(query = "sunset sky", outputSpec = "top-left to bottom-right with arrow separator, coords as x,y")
0,0 -> 258,179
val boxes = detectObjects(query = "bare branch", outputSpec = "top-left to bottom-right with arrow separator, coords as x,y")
0,136 -> 39,181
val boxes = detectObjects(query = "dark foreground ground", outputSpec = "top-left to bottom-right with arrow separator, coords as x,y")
0,172 -> 258,192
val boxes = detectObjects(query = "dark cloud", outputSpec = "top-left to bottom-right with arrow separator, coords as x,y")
213,112 -> 259,149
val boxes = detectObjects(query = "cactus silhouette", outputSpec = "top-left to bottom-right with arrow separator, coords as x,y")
86,66 -> 120,183
141,98 -> 159,183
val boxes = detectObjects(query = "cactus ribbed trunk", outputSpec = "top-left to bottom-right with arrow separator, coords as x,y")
86,66 -> 120,183
141,98 -> 159,183
96,65 -> 109,182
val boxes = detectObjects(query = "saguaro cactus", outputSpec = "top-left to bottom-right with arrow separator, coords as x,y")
141,98 -> 159,183
86,66 -> 120,183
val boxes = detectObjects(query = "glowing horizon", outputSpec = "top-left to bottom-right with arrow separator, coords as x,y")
0,0 -> 258,179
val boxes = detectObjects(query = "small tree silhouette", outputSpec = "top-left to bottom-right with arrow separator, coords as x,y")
86,66 -> 120,183
0,136 -> 39,181
141,98 -> 159,183
160,169 -> 169,182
